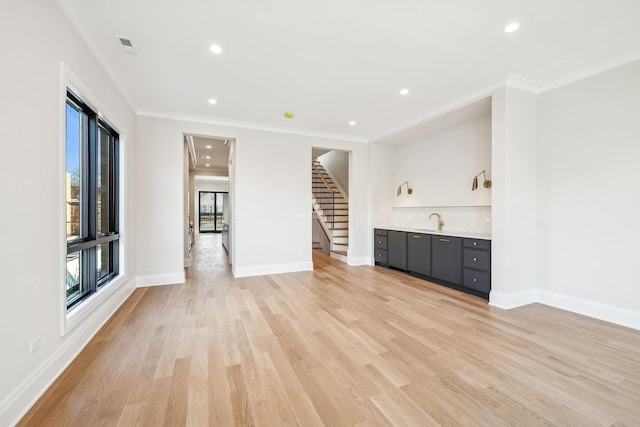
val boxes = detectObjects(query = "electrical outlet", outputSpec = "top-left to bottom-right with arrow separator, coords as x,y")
29,336 -> 41,354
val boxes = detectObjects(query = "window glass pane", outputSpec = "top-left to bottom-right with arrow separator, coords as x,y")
97,126 -> 111,235
66,251 -> 83,303
97,242 -> 111,282
66,103 -> 82,241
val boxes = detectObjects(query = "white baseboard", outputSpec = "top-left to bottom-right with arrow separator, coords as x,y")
490,288 -> 640,331
489,289 -> 538,309
136,272 -> 185,287
0,283 -> 134,427
347,256 -> 371,266
537,290 -> 640,331
233,262 -> 313,278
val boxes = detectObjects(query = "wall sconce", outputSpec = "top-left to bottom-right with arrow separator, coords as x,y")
472,170 -> 492,191
397,181 -> 413,196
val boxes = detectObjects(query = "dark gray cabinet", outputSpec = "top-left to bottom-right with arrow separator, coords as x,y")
407,233 -> 431,276
373,228 -> 490,299
374,229 -> 388,265
387,231 -> 407,270
431,236 -> 462,285
463,238 -> 491,293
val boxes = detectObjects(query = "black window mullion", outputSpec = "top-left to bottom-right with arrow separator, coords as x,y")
87,247 -> 97,294
112,134 -> 119,234
88,114 -> 97,241
80,108 -> 90,240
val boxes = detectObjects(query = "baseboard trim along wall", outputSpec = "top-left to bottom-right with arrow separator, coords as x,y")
136,272 -> 186,288
233,262 -> 313,278
490,289 -> 640,331
537,290 -> 640,331
347,256 -> 371,267
489,289 -> 538,310
0,283 -> 134,427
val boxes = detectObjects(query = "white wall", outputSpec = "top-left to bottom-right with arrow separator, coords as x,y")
0,2 -> 137,425
536,60 -> 640,325
394,115 -> 492,208
369,143 -> 397,229
490,86 -> 538,306
371,114 -> 492,234
136,116 -> 372,279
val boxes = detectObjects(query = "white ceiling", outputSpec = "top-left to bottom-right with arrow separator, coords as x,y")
58,0 -> 640,142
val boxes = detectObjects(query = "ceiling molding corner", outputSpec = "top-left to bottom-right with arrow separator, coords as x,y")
538,47 -> 640,94
505,74 -> 543,94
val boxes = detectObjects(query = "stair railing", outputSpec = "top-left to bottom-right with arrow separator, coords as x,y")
312,163 -> 336,229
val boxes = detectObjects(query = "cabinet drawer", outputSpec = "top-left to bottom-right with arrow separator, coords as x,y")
374,235 -> 387,249
463,268 -> 491,293
463,248 -> 491,272
463,238 -> 491,250
374,248 -> 388,264
374,229 -> 388,236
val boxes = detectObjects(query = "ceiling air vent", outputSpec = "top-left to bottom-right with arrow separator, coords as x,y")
116,35 -> 136,54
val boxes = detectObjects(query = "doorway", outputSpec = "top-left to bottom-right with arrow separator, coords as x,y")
199,191 -> 228,233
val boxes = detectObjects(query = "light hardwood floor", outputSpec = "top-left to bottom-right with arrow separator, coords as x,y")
20,234 -> 640,426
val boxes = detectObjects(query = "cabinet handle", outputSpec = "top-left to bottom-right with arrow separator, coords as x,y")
473,278 -> 478,282
473,242 -> 477,246
413,235 -> 422,239
378,254 -> 382,257
473,257 -> 477,261
378,240 -> 382,244
439,238 -> 450,242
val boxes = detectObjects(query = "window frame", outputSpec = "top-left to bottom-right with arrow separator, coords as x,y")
65,89 -> 120,311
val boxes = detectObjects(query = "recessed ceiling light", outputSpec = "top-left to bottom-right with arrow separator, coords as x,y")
504,22 -> 520,33
400,88 -> 409,95
208,98 -> 217,105
205,145 -> 212,149
349,121 -> 356,126
205,164 -> 211,167
284,112 -> 295,119
209,44 -> 222,54
205,156 -> 211,159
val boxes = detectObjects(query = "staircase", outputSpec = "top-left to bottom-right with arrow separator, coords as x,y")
311,160 -> 348,258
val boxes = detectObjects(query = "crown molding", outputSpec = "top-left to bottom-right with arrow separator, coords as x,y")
538,47 -> 640,93
136,109 -> 370,143
55,0 -> 138,113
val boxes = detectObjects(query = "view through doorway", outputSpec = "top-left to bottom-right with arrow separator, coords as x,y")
199,191 -> 228,233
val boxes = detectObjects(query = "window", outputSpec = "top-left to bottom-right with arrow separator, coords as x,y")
65,89 -> 119,310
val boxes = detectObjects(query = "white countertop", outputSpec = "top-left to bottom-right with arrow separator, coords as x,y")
375,226 -> 491,240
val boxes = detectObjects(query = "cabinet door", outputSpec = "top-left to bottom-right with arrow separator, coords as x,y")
387,231 -> 407,270
431,236 -> 462,285
407,233 -> 431,276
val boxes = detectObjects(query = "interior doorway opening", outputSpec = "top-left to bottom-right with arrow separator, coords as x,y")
183,134 -> 234,268
311,147 -> 351,264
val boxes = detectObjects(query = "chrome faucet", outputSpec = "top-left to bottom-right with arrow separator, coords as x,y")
429,212 -> 444,231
